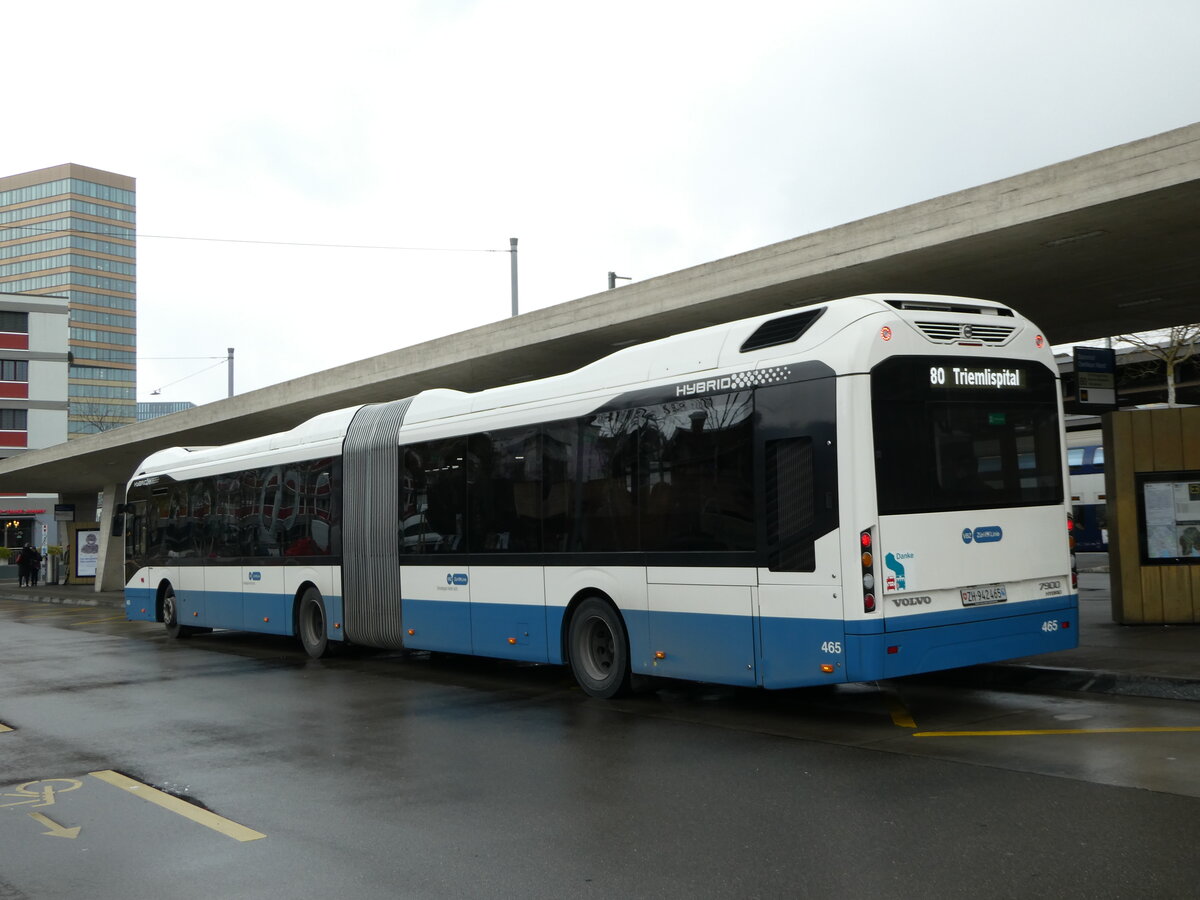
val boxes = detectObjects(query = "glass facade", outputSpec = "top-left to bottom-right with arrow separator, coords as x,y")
0,165 -> 136,437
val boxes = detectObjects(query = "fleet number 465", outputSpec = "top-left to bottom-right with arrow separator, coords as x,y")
1041,620 -> 1060,632
821,641 -> 843,654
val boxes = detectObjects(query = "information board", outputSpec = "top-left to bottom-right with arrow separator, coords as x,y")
1138,472 -> 1200,563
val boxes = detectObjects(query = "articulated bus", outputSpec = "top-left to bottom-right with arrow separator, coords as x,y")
124,294 -> 1077,697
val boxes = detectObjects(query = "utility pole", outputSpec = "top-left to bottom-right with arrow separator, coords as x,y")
510,238 -> 519,317
227,348 -> 234,398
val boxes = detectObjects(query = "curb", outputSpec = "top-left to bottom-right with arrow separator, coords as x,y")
0,590 -> 123,609
928,662 -> 1200,703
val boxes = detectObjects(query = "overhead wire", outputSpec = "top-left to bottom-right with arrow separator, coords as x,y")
146,358 -> 228,395
0,220 -> 506,253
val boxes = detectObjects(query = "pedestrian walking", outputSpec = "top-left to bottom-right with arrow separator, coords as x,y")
16,545 -> 29,586
26,544 -> 41,587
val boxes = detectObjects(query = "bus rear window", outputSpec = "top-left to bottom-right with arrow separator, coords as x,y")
872,356 -> 1063,515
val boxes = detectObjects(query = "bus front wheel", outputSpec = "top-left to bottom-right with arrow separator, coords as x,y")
568,597 -> 632,699
297,587 -> 329,659
162,586 -> 196,640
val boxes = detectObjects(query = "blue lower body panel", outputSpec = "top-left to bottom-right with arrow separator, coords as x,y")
845,597 -> 1079,681
648,609 -> 758,686
125,587 -> 157,621
757,616 -> 848,689
124,586 -> 347,644
469,602 -> 550,662
401,597 -> 473,655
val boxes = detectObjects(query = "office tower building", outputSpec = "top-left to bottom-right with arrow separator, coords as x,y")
0,164 -> 135,438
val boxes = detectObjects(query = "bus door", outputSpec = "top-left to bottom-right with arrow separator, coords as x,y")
123,499 -> 158,622
753,377 -> 843,689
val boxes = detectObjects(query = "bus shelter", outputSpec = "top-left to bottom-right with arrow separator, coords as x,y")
1104,406 -> 1200,623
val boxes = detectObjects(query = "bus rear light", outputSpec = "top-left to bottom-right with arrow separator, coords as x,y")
861,528 -> 877,613
887,646 -> 899,654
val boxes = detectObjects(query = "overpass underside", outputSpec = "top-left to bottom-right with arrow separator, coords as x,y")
4,121 -> 1199,590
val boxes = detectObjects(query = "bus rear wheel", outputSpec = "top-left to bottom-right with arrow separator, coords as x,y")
297,587 -> 329,659
568,597 -> 632,699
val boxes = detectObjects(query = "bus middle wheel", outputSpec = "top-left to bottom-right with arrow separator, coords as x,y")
568,597 -> 632,699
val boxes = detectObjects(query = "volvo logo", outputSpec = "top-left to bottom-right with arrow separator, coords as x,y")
891,596 -> 932,607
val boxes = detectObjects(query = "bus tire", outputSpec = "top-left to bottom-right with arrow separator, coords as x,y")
568,596 -> 632,699
161,585 -> 195,640
297,587 -> 329,659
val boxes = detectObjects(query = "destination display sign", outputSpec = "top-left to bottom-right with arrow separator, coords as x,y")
928,365 -> 1025,389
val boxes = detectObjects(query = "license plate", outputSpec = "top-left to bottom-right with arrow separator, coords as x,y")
961,584 -> 1007,606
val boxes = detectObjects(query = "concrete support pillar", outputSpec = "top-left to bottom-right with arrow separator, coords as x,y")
94,482 -> 127,592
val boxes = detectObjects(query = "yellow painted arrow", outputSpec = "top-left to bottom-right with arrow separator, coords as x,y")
28,811 -> 80,839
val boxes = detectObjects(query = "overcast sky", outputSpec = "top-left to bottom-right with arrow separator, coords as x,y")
4,1 -> 1200,405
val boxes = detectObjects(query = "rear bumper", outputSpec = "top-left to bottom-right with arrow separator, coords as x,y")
844,596 -> 1079,681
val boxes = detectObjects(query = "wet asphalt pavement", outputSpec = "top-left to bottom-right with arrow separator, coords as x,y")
2,597 -> 1199,899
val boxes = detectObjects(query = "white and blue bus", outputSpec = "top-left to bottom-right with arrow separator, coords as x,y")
1067,431 -> 1108,552
124,294 -> 1077,697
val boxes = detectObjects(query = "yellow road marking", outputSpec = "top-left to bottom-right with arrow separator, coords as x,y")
885,692 -> 917,729
70,614 -> 129,626
0,722 -> 12,733
1,779 -> 82,808
88,770 -> 266,842
914,726 -> 1200,737
28,811 -> 80,839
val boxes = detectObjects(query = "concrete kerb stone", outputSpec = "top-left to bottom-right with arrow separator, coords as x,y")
0,587 -> 121,609
921,662 -> 1200,703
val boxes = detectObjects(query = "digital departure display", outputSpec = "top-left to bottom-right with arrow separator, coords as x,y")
928,365 -> 1025,389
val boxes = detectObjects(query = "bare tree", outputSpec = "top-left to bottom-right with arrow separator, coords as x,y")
71,402 -> 135,434
1113,322 -> 1200,407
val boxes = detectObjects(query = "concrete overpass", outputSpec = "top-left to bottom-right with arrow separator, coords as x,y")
6,121 -> 1200,588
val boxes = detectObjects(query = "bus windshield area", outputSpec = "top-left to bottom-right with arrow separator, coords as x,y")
872,356 -> 1063,515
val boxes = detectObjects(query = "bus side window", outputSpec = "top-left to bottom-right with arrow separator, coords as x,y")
765,437 -> 816,572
